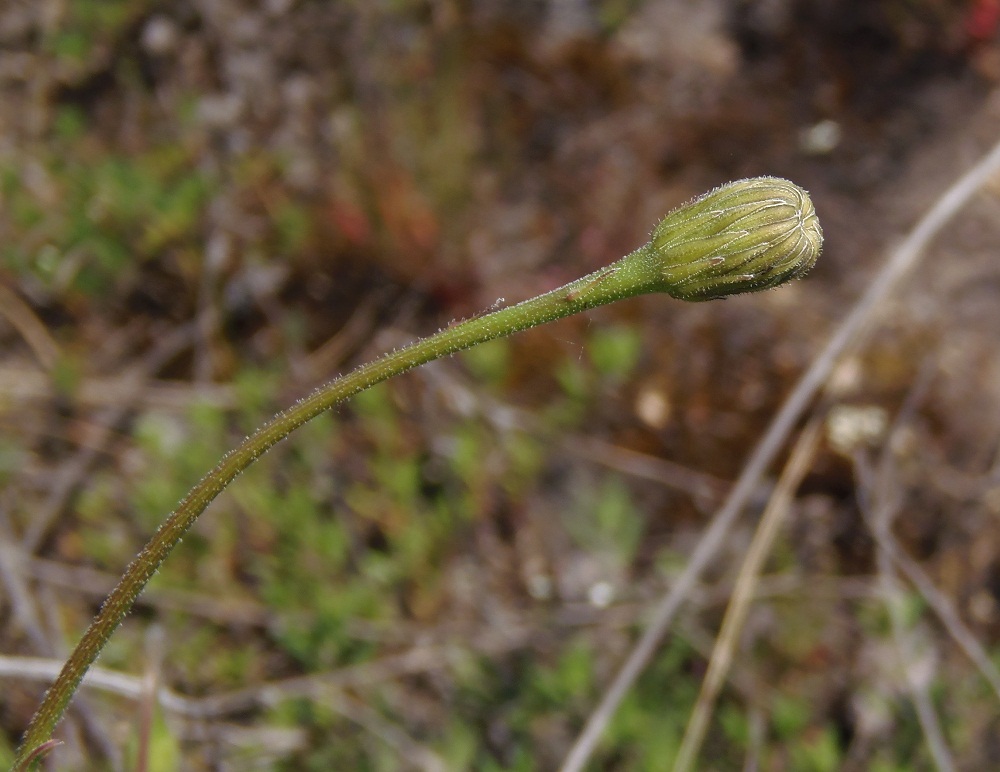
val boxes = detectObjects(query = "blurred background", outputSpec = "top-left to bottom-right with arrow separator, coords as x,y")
2,0 -> 1000,769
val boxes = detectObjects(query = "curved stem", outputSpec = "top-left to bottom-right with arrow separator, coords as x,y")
14,176 -> 822,768
13,249 -> 658,767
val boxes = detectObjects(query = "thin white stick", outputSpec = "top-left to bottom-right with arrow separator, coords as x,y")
559,136 -> 1000,772
863,366 -> 1000,703
877,546 -> 956,772
875,523 -> 1000,700
861,443 -> 957,772
672,420 -> 822,772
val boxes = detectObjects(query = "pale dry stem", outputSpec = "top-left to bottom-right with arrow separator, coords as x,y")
672,419 -> 822,772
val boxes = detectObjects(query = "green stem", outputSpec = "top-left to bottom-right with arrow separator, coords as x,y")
13,248 -> 655,766
14,177 -> 821,768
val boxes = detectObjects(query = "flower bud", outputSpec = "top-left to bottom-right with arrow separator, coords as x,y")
649,177 -> 822,301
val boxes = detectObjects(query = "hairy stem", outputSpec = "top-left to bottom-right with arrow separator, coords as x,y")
13,249 -> 658,766
14,176 -> 821,768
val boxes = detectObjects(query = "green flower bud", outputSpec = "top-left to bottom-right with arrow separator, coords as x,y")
649,176 -> 823,301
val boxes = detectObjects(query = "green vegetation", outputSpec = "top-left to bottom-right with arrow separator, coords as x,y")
3,3 -> 997,770
11,172 -> 821,768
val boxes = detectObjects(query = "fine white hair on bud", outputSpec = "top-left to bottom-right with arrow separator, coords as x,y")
648,176 -> 823,301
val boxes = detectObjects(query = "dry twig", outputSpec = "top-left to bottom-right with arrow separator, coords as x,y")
672,419 -> 823,772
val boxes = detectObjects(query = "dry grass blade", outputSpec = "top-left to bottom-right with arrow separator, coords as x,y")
874,521 -> 957,772
134,626 -> 166,772
0,628 -> 527,721
872,525 -> 1000,701
329,693 -> 448,772
672,419 -> 822,772
19,552 -> 272,626
0,653 -> 447,771
858,365 -> 1000,703
0,283 -> 61,370
560,136 -> 1000,772
562,435 -> 730,512
853,444 -> 957,772
21,322 -> 197,552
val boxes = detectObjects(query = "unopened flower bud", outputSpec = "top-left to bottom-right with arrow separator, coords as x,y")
649,177 -> 823,301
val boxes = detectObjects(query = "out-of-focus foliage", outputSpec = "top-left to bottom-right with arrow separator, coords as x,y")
3,0 -> 1000,769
